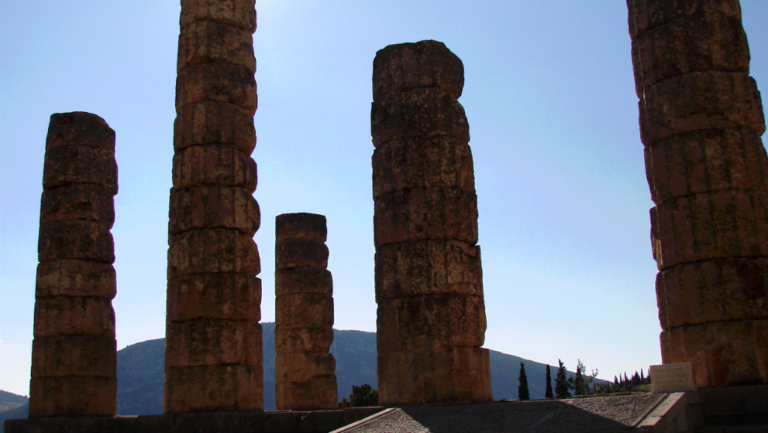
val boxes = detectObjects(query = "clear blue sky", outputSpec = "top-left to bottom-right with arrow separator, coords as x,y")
1,1 -> 766,398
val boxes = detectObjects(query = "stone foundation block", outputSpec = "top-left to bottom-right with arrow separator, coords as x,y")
375,240 -> 482,302
650,189 -> 768,269
656,258 -> 768,330
168,228 -> 260,276
627,0 -> 742,39
165,364 -> 263,413
372,136 -> 475,198
275,352 -> 336,383
169,186 -> 260,236
46,112 -> 115,151
40,184 -> 115,226
28,376 -> 117,417
38,221 -> 114,263
275,293 -> 333,328
31,335 -> 116,377
33,296 -> 115,337
275,269 -> 332,296
172,144 -> 257,193
274,239 -> 329,270
371,88 -> 469,147
179,0 -> 256,33
167,273 -> 261,322
631,12 -> 749,95
274,325 -> 334,353
165,319 -> 262,367
275,375 -> 338,411
176,63 -> 257,113
275,213 -> 327,243
377,347 -> 492,406
36,260 -> 116,298
376,294 -> 486,352
43,145 -> 118,193
178,19 -> 255,73
660,319 -> 768,388
374,188 -> 478,246
639,71 -> 765,146
644,127 -> 768,204
372,40 -> 464,101
174,101 -> 256,154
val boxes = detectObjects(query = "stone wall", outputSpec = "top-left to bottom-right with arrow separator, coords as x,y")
371,40 -> 492,405
165,0 -> 263,412
274,213 -> 338,410
30,112 -> 118,417
628,0 -> 768,387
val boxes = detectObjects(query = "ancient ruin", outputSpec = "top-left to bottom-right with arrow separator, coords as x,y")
371,40 -> 493,405
29,112 -> 118,417
274,213 -> 338,410
628,0 -> 768,388
164,0 -> 263,413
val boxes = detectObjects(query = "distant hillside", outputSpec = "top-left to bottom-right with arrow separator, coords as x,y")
0,391 -> 27,414
2,324 -> 588,420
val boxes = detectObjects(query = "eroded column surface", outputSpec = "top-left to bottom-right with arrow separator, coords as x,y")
165,0 -> 263,413
628,0 -> 768,387
30,112 -> 118,417
371,40 -> 492,405
274,213 -> 338,410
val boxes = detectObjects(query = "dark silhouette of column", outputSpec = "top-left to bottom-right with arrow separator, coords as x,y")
371,40 -> 492,405
30,112 -> 118,417
628,0 -> 768,387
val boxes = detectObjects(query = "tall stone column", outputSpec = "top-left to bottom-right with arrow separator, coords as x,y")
628,0 -> 768,387
371,40 -> 492,405
30,112 -> 118,417
165,0 -> 263,412
274,213 -> 338,410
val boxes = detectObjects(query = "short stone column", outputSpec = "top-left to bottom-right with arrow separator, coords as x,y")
628,0 -> 768,387
165,0 -> 263,412
30,112 -> 118,417
274,213 -> 338,410
371,40 -> 492,405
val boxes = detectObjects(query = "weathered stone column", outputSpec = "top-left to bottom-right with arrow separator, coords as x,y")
274,213 -> 338,410
371,40 -> 492,405
628,0 -> 768,387
30,112 -> 118,417
165,0 -> 263,412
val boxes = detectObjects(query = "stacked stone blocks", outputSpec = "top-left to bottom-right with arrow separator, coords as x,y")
628,0 -> 768,388
371,40 -> 492,405
30,112 -> 118,417
165,0 -> 263,413
274,213 -> 338,410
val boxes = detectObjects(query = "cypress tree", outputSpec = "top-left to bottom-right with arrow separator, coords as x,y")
555,359 -> 572,399
574,362 -> 586,396
517,362 -> 530,401
545,364 -> 553,399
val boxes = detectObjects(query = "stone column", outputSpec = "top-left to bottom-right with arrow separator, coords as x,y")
371,40 -> 492,405
165,0 -> 263,413
628,0 -> 768,387
30,112 -> 118,417
274,213 -> 338,410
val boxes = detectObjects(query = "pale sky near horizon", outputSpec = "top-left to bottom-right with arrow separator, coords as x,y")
1,1 -> 767,398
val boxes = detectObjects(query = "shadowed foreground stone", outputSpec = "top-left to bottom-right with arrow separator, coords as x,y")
372,40 -> 491,405
165,0 -> 263,413
628,0 -> 768,388
29,112 -> 118,417
274,213 -> 338,410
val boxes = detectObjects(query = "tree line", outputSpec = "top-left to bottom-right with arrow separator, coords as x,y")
516,360 -> 651,400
